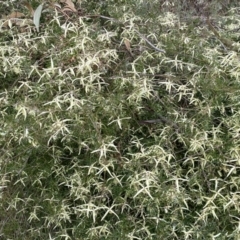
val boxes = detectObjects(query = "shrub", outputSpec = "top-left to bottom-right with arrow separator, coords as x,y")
0,0 -> 240,239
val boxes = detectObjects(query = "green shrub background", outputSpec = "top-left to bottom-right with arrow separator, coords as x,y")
1,0 -> 240,239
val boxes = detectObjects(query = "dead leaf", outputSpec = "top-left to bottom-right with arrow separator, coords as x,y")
22,1 -> 34,17
3,18 -> 32,29
124,38 -> 131,51
7,12 -> 25,18
124,38 -> 133,56
2,12 -> 26,28
61,0 -> 77,12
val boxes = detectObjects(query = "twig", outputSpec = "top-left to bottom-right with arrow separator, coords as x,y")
84,15 -> 166,53
135,30 -> 166,53
139,114 -> 179,132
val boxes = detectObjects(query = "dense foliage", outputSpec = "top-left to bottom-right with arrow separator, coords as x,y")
1,0 -> 240,239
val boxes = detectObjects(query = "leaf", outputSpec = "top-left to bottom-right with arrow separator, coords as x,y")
7,12 -> 25,19
124,38 -> 133,57
22,1 -> 34,17
2,12 -> 28,28
33,3 -> 43,32
60,0 -> 77,12
124,38 -> 131,52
